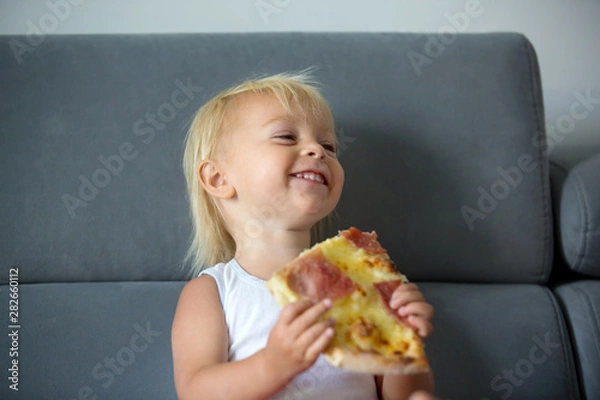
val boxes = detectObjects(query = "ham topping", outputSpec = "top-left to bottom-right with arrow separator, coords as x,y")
340,227 -> 387,254
286,248 -> 357,301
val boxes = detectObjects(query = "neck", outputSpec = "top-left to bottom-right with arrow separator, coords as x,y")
232,227 -> 311,280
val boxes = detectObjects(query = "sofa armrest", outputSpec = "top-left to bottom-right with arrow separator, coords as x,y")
556,153 -> 600,277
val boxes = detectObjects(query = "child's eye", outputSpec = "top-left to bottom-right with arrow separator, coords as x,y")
274,133 -> 296,142
322,143 -> 337,153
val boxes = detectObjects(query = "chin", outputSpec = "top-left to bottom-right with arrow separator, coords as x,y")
299,200 -> 334,215
286,206 -> 329,227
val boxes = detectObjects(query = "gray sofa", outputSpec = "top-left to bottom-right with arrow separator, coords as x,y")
1,32 -> 599,400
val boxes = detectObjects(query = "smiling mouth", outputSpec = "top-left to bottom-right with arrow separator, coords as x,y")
291,172 -> 327,185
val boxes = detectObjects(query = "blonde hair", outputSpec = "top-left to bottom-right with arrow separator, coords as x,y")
182,71 -> 336,275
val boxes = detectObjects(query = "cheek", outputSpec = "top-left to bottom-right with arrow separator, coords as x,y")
245,160 -> 283,191
232,150 -> 274,179
334,162 -> 345,190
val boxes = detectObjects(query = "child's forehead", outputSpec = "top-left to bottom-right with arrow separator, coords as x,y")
225,92 -> 333,130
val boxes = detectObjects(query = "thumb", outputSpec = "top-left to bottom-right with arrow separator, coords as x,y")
408,391 -> 438,400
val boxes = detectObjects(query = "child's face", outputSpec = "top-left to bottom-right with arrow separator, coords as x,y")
216,93 -> 344,231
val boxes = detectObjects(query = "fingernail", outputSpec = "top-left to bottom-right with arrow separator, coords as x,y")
323,298 -> 332,307
328,318 -> 336,325
325,327 -> 334,337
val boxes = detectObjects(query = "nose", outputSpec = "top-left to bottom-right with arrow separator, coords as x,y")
301,140 -> 325,159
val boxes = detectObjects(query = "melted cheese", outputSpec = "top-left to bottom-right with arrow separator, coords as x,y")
313,237 -> 420,359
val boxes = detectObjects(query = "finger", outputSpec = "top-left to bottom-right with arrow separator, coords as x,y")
279,299 -> 317,325
397,302 -> 434,320
289,298 -> 332,332
390,290 -> 425,309
396,283 -> 419,292
409,390 -> 438,400
391,283 -> 419,296
407,315 -> 433,338
296,318 -> 336,350
390,283 -> 422,298
303,324 -> 335,362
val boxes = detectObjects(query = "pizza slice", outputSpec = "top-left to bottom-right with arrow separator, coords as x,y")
266,227 -> 430,375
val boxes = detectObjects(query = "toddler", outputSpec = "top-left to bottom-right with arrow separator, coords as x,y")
171,72 -> 435,399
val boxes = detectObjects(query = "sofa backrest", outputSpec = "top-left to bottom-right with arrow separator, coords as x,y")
1,32 -> 551,284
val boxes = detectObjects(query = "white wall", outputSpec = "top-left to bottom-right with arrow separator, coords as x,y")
1,0 -> 599,164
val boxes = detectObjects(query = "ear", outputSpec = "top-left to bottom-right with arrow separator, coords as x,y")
197,160 -> 236,199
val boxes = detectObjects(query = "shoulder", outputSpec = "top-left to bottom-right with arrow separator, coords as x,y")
176,274 -> 223,316
172,275 -> 229,391
173,260 -> 233,330
182,273 -> 219,295
172,273 -> 229,363
174,261 -> 232,326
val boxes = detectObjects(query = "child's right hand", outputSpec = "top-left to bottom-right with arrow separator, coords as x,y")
261,298 -> 336,385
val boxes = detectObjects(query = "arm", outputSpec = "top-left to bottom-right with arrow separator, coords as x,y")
172,276 -> 282,400
377,372 -> 435,400
376,283 -> 436,400
171,276 -> 335,400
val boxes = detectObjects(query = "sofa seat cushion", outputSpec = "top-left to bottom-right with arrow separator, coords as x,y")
556,281 -> 600,400
0,281 -> 184,400
420,282 -> 580,400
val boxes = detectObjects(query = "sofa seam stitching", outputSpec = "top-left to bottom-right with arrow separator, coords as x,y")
571,171 -> 589,272
556,287 -> 586,400
575,287 -> 600,358
545,287 -> 580,399
523,36 -> 551,283
574,286 -> 600,396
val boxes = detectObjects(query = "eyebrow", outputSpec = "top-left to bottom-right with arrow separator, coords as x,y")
262,114 -> 336,143
261,115 -> 298,128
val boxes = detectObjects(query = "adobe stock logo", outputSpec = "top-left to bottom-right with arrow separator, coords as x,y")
443,332 -> 561,400
461,88 -> 600,231
255,0 -> 291,24
240,125 -> 354,241
61,77 -> 202,218
335,127 -> 356,158
62,321 -> 161,400
408,0 -> 487,76
460,155 -> 537,231
489,333 -> 560,400
283,357 -> 331,400
9,0 -> 86,65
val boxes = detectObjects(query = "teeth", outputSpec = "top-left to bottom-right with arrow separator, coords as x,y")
295,172 -> 325,184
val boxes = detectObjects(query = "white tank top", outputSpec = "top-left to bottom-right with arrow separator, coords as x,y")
199,259 -> 378,400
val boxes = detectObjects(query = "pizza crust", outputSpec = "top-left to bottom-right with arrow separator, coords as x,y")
324,348 -> 430,375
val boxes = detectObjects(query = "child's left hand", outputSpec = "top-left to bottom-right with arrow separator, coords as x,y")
388,283 -> 434,338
